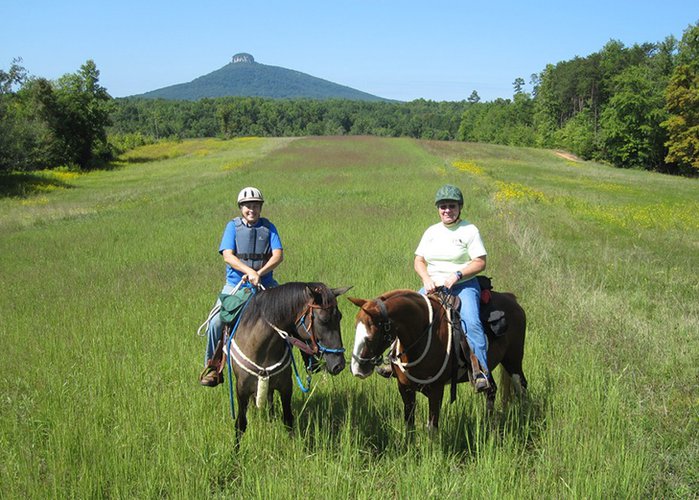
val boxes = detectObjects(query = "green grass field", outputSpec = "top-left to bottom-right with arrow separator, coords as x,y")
1,136 -> 697,498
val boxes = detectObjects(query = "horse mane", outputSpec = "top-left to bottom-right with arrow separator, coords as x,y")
241,282 -> 335,327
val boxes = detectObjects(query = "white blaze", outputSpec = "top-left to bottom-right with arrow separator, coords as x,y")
351,321 -> 372,378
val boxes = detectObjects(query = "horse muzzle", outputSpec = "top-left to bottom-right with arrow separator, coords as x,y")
350,354 -> 376,378
325,353 -> 346,375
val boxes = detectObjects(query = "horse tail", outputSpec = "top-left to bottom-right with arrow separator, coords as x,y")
255,377 -> 270,408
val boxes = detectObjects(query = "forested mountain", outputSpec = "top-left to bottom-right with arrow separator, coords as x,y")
133,53 -> 388,102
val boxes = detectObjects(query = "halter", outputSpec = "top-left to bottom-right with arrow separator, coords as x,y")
265,298 -> 346,357
294,302 -> 346,356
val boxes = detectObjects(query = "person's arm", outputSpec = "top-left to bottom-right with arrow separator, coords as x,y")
221,249 -> 256,283
256,249 -> 283,278
221,248 -> 283,286
443,255 -> 487,289
414,255 -> 437,293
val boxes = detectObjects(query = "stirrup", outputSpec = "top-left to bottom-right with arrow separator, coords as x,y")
473,372 -> 490,393
199,365 -> 223,387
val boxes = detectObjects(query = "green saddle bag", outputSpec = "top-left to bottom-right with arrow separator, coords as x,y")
219,287 -> 253,324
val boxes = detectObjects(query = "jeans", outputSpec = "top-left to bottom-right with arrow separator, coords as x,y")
421,277 -> 489,375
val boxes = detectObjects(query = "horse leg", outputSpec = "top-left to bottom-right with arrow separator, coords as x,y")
235,384 -> 250,439
500,368 -> 513,407
513,372 -> 528,397
279,377 -> 294,432
399,384 -> 417,430
266,389 -> 276,419
501,357 -> 527,400
485,377 -> 497,414
426,386 -> 445,431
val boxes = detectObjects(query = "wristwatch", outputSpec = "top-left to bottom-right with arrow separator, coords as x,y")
455,271 -> 463,280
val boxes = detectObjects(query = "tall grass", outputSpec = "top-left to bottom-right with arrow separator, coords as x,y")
1,136 -> 696,498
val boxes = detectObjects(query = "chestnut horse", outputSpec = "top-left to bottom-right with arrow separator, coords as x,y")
349,288 -> 527,430
225,282 -> 351,436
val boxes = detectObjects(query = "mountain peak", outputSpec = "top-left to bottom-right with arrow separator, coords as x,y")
232,53 -> 254,64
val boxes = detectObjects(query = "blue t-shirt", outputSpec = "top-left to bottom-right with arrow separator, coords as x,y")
219,219 -> 283,287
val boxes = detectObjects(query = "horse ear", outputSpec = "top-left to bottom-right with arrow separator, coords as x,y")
347,296 -> 367,308
332,285 -> 353,297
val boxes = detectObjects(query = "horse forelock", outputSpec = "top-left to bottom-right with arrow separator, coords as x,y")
355,290 -> 419,327
308,282 -> 338,309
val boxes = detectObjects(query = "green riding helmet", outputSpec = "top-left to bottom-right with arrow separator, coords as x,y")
434,184 -> 464,206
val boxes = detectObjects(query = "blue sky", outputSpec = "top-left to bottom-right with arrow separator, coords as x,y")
2,1 -> 697,102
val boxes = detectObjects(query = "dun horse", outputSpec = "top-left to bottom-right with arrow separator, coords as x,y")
349,288 -> 527,430
226,282 -> 351,436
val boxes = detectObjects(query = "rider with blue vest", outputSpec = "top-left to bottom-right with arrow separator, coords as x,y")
200,186 -> 284,387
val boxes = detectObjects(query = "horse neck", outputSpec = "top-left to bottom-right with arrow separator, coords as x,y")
388,292 -> 434,345
389,293 -> 450,366
234,288 -> 311,360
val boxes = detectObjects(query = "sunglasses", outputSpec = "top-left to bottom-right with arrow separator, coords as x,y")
438,203 -> 459,210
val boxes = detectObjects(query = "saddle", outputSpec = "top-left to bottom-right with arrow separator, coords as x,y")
205,287 -> 254,380
441,276 -> 508,401
442,276 -> 508,347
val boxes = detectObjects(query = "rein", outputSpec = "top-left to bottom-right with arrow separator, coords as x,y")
391,293 -> 435,368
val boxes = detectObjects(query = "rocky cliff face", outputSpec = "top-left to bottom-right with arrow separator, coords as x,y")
232,53 -> 254,64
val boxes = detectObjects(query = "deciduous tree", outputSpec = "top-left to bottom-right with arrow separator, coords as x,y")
662,22 -> 699,172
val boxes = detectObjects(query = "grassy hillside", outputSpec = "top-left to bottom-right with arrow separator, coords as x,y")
1,137 -> 696,498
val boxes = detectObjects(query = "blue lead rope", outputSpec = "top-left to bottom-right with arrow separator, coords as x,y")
289,347 -> 312,393
293,316 -> 345,391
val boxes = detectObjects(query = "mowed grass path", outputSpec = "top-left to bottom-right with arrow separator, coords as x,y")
1,136 -> 696,498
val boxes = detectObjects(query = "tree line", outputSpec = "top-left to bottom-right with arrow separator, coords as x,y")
1,22 -> 697,175
0,59 -> 113,172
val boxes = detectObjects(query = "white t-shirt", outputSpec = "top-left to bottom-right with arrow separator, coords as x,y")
415,220 -> 487,286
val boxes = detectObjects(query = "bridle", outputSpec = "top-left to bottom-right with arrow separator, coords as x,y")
293,300 -> 346,356
230,294 -> 345,381
352,293 -> 434,364
266,297 -> 345,357
354,292 -> 454,384
351,296 -> 396,366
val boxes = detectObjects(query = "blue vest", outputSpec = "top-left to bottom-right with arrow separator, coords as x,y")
233,217 -> 272,271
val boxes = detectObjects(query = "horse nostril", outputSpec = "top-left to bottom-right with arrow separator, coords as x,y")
332,360 -> 345,375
